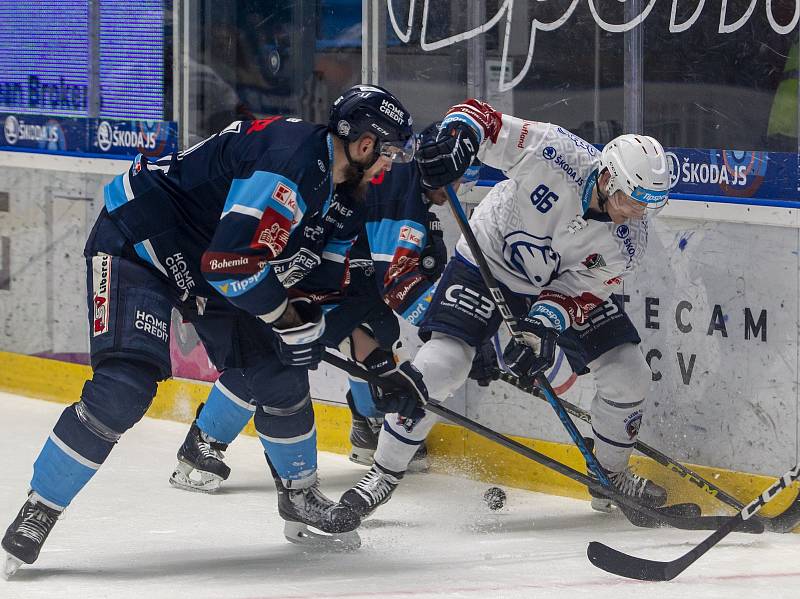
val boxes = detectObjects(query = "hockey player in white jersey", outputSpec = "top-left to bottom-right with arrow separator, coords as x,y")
340,99 -> 671,517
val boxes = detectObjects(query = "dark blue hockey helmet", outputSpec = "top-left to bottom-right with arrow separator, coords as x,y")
329,84 -> 415,164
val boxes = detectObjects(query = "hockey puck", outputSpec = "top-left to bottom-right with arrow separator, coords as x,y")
483,486 -> 506,511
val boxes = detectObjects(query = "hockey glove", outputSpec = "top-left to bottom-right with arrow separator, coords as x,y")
468,338 -> 500,387
362,347 -> 428,418
502,316 -> 559,385
416,121 -> 479,190
419,211 -> 446,280
272,298 -> 326,369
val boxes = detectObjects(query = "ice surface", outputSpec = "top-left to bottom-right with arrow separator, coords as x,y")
1,392 -> 799,598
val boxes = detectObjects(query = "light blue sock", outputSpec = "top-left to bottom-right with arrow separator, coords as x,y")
197,374 -> 255,444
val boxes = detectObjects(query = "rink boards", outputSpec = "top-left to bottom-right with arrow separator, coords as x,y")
0,153 -> 798,518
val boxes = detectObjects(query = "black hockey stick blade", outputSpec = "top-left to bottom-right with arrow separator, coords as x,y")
620,504 -> 762,533
621,501 -> 700,525
587,512 -> 759,581
587,541 -> 686,581
587,464 -> 800,581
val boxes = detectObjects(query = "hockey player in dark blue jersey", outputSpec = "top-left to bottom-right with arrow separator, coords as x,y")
342,155 -> 453,468
167,154 -> 456,494
1,85 -> 425,577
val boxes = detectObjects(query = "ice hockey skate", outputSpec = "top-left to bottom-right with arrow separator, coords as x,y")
274,474 -> 361,550
340,462 -> 401,518
346,392 -> 429,472
589,466 -> 668,512
169,420 -> 231,493
2,494 -> 62,579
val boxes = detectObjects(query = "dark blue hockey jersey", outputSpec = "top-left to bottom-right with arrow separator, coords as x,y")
363,163 -> 438,326
102,117 -> 363,322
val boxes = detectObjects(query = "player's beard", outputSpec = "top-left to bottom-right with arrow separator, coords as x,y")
338,160 -> 373,202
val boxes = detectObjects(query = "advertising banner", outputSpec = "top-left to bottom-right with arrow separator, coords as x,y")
0,112 -> 86,153
0,113 -> 177,158
87,118 -> 178,159
666,149 -> 798,202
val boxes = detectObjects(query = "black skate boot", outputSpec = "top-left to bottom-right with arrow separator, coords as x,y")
274,475 -> 361,549
347,391 -> 382,467
347,392 -> 429,472
589,467 -> 668,512
2,494 -> 62,578
340,462 -> 402,518
169,413 -> 231,493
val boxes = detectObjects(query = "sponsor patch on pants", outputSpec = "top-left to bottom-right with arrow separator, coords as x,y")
92,254 -> 112,337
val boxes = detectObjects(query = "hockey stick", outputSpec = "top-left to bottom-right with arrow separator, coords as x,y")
322,351 -> 762,533
587,463 -> 800,581
499,371 -> 800,534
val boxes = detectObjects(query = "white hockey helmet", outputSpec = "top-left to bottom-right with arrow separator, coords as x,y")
599,134 -> 670,209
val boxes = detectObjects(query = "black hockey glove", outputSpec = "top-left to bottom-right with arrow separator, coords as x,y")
468,338 -> 500,387
272,298 -> 326,369
502,317 -> 559,385
362,347 -> 428,418
416,121 -> 479,190
419,211 -> 446,280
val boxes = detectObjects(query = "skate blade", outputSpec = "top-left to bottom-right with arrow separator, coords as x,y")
349,448 -> 375,467
283,521 -> 361,551
169,461 -> 223,493
3,554 -> 23,579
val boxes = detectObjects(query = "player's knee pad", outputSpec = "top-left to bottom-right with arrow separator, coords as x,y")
244,357 -> 312,439
245,357 -> 310,410
35,402 -> 114,509
254,395 -> 314,437
413,332 -> 475,400
79,358 -> 160,437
